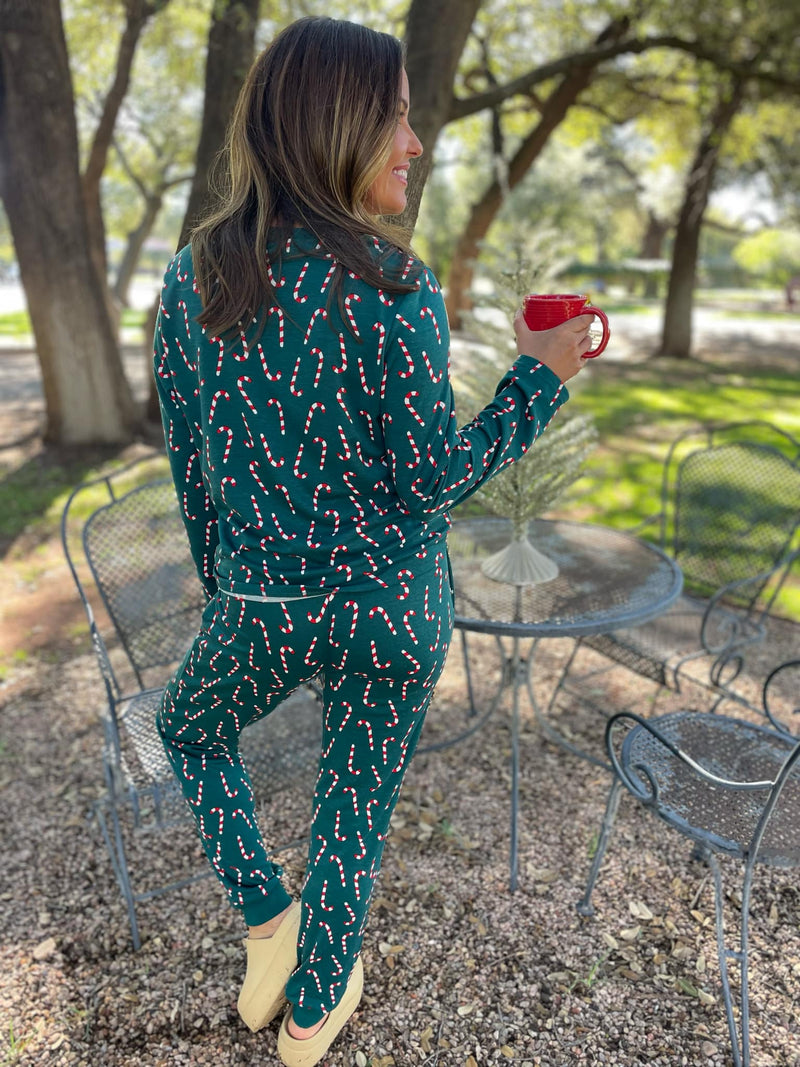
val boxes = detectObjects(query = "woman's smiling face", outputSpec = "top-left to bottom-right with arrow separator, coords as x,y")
366,69 -> 423,216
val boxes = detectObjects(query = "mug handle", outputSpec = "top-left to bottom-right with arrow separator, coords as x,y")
568,306 -> 610,357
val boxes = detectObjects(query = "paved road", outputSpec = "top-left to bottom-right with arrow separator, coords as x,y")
1,289 -> 798,451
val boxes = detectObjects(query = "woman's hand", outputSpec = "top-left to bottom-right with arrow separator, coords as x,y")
513,309 -> 595,383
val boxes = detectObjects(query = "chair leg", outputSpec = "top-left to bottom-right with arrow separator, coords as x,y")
707,852 -> 751,1067
576,777 -> 624,917
93,799 -> 143,951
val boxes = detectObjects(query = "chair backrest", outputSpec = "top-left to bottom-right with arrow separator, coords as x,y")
83,479 -> 206,684
662,422 -> 800,605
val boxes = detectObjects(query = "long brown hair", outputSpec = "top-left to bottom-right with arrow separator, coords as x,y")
192,17 -> 419,338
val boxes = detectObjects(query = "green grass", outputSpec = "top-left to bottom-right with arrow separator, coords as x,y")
0,307 -> 147,339
563,359 -> 800,619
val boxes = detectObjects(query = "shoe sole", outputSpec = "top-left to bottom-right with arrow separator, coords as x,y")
237,903 -> 301,1032
277,956 -> 364,1067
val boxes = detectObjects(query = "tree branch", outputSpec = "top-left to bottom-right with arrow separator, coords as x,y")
448,33 -> 800,123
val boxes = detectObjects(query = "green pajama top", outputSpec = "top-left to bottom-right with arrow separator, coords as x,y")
153,229 -> 569,601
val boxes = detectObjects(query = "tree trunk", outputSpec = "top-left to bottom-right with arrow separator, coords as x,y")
639,212 -> 669,298
657,78 -> 745,358
395,0 -> 482,234
113,191 -> 164,306
445,66 -> 596,329
175,0 -> 260,250
444,17 -> 631,329
145,0 -> 260,422
0,0 -> 138,444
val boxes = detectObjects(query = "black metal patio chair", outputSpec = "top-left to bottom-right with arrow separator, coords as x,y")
577,658 -> 800,1067
575,421 -> 800,699
62,457 -> 321,949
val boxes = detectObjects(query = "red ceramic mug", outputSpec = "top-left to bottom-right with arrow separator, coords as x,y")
522,293 -> 610,358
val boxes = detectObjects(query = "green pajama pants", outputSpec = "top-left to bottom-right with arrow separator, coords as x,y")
157,548 -> 453,1027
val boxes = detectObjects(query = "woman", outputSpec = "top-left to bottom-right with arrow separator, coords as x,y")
154,16 -> 592,1067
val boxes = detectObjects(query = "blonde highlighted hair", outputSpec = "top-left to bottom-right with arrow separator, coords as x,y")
192,16 -> 419,338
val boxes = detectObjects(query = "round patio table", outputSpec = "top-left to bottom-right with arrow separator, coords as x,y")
434,516 -> 683,889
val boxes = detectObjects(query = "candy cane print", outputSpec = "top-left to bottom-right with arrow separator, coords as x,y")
346,743 -> 361,777
248,495 -> 265,529
330,331 -> 349,374
428,616 -> 442,651
334,386 -> 354,422
339,700 -> 355,732
251,616 -> 272,653
381,736 -> 396,765
356,358 -> 374,396
323,508 -> 340,538
312,834 -> 328,868
356,523 -> 380,549
279,601 -> 293,633
342,292 -> 361,337
257,342 -> 282,381
306,520 -> 320,550
176,336 -> 196,372
270,483 -> 295,515
234,324 -> 250,362
361,680 -> 377,708
369,605 -> 398,635
259,432 -> 285,468
371,320 -> 386,359
394,567 -> 413,597
354,441 -> 374,468
365,798 -> 379,830
303,401 -> 326,435
310,347 -> 324,388
323,769 -> 340,799
395,311 -> 416,333
334,810 -> 348,841
338,599 -> 357,638
237,375 -> 258,414
279,645 -> 295,673
237,835 -> 256,861
353,830 -> 367,861
370,640 -> 391,670
356,719 -> 375,750
219,770 -> 239,797
232,807 -> 255,831
421,348 -> 444,383
335,424 -> 351,461
318,921 -> 335,945
356,412 -> 378,447
397,336 -> 415,378
393,737 -> 411,774
216,425 -> 233,463
307,592 -> 333,624
304,306 -> 328,343
419,305 -> 442,343
213,336 -> 225,375
197,815 -> 213,841
290,355 -> 304,397
209,806 -> 225,835
208,389 -> 229,423
293,261 -> 309,303
402,609 -> 419,644
312,482 -> 331,510
320,259 -> 337,292
329,853 -> 347,887
220,475 -> 237,505
293,442 -> 309,480
230,683 -> 246,706
304,634 -> 319,666
404,390 -> 426,427
181,489 -> 197,521
377,288 -> 395,306
405,429 -> 421,468
354,870 -> 370,901
266,259 -> 285,290
401,649 -> 421,674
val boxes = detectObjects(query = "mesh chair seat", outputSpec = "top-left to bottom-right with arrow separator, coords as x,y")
621,712 -> 800,865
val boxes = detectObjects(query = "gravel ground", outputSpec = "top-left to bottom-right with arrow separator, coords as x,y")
2,616 -> 800,1067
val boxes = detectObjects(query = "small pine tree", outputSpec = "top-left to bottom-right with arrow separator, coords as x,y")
455,233 -> 598,540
